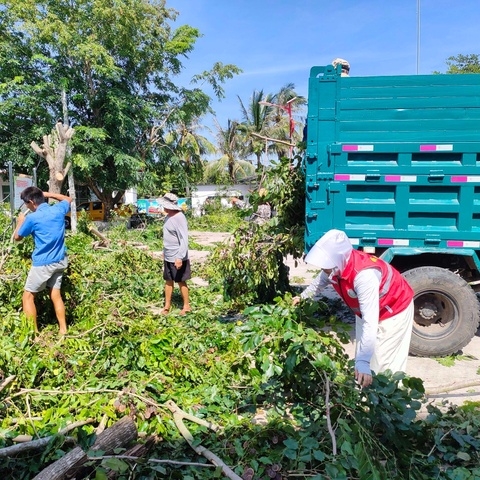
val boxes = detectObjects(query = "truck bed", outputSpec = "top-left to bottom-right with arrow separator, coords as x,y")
305,65 -> 480,251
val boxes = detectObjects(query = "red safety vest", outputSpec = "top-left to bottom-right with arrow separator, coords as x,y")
331,250 -> 414,321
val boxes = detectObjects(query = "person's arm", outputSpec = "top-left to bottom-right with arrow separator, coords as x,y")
44,192 -> 72,203
353,268 -> 381,388
292,271 -> 330,305
174,215 -> 189,267
14,212 -> 28,241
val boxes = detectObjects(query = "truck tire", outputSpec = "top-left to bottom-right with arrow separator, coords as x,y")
403,266 -> 480,357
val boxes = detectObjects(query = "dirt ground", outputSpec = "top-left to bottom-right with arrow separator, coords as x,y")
189,231 -> 480,408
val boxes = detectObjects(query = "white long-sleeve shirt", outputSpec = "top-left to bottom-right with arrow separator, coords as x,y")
301,268 -> 382,375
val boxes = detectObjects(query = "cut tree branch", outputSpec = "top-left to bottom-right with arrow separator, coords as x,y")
33,416 -> 137,480
0,375 -> 16,393
250,132 -> 295,147
164,400 -> 242,480
0,419 -> 94,458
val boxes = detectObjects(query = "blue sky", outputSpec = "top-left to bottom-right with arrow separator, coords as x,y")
168,0 -> 480,141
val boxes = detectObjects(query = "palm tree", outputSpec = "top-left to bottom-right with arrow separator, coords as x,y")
204,119 -> 255,183
237,89 -> 274,169
264,83 -> 307,160
165,120 -> 216,186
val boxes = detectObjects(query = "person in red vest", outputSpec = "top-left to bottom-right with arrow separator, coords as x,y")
293,229 -> 414,388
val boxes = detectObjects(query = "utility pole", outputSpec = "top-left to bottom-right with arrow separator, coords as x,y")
416,0 -> 421,74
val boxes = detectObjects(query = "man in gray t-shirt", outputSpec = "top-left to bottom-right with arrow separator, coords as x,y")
159,193 -> 191,315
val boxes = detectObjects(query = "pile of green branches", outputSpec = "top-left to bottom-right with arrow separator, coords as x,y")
0,211 -> 478,479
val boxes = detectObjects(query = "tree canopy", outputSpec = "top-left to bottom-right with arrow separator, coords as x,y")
443,54 -> 480,74
0,0 -> 240,205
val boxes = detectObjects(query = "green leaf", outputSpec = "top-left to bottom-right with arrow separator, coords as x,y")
456,451 -> 471,461
283,438 -> 299,450
94,469 -> 108,480
283,449 -> 298,460
102,458 -> 129,473
341,441 -> 354,456
313,450 -> 326,461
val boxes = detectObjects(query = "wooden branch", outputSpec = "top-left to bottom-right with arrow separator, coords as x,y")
63,161 -> 72,177
164,400 -> 220,432
0,375 -> 15,393
322,372 -> 337,456
91,454 -> 216,469
164,400 -> 242,480
96,413 -> 109,435
425,380 -> 480,395
88,226 -> 111,246
5,388 -> 241,479
56,122 -> 75,142
33,416 -> 137,480
11,434 -> 38,443
0,419 -> 94,458
250,132 -> 295,147
30,141 -> 45,158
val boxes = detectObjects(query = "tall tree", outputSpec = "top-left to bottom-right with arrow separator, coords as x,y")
0,9 -> 56,169
0,0 -> 240,215
237,90 -> 273,169
163,90 -> 217,191
204,120 -> 254,183
265,83 -> 307,160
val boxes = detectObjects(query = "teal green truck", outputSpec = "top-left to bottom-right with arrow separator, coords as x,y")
305,63 -> 480,357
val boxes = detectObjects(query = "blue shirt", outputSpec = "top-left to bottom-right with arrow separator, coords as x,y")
18,200 -> 71,266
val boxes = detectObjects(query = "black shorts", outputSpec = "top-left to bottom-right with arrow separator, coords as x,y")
163,259 -> 191,282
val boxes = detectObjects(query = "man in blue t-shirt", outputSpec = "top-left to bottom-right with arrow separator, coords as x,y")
14,186 -> 72,334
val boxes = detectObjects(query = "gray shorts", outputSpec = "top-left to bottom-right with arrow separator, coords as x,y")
25,256 -> 68,293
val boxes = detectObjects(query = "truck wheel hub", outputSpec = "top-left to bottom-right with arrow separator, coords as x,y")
418,302 -> 438,320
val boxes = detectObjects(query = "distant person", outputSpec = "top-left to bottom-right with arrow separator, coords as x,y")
14,187 -> 72,335
251,188 -> 272,225
160,193 -> 191,315
293,229 -> 414,388
332,57 -> 350,77
230,197 -> 246,209
252,203 -> 272,224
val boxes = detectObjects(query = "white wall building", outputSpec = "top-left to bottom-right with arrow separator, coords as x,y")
191,184 -> 255,216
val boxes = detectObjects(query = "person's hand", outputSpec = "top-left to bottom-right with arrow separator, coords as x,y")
174,258 -> 183,269
292,296 -> 301,306
355,369 -> 373,388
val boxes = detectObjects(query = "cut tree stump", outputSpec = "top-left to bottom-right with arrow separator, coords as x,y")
33,416 -> 137,480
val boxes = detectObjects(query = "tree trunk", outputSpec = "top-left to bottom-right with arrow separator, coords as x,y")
256,152 -> 262,170
30,121 -> 75,194
33,416 -> 137,480
62,88 -> 78,232
87,180 -> 125,221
